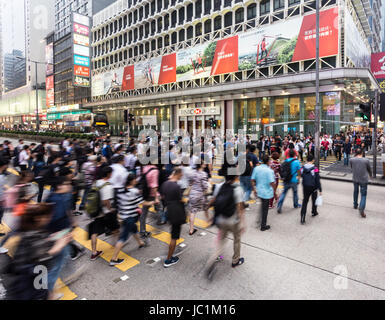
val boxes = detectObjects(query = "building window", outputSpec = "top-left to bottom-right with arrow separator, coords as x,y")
171,31 -> 177,44
157,17 -> 162,32
224,12 -> 232,27
214,16 -> 221,31
179,29 -> 185,42
157,37 -> 163,48
187,4 -> 193,21
178,7 -> 185,24
288,0 -> 300,5
204,19 -> 211,34
171,10 -> 177,27
247,3 -> 257,20
195,22 -> 202,36
260,0 -> 270,15
274,0 -> 284,10
187,26 -> 193,39
195,0 -> 202,18
204,0 -> 211,15
235,8 -> 244,24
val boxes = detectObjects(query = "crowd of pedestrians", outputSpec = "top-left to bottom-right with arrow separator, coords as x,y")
0,128 -> 381,299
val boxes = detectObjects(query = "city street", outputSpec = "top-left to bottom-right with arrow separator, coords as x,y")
1,152 -> 385,300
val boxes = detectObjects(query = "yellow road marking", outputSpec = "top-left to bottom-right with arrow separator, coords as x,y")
145,224 -> 184,245
7,168 -> 19,176
56,279 -> 78,300
72,227 -> 140,272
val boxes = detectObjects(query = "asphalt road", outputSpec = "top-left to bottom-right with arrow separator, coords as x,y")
1,175 -> 385,300
1,136 -> 385,300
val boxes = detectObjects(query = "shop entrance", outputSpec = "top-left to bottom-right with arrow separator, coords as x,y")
179,115 -> 222,135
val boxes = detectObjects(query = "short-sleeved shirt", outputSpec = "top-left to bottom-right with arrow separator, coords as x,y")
213,182 -> 243,225
143,165 -> 159,198
96,179 -> 114,214
109,163 -> 129,189
251,164 -> 275,199
285,158 -> 301,184
115,187 -> 143,220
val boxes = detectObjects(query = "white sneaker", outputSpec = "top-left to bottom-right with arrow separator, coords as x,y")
0,247 -> 9,254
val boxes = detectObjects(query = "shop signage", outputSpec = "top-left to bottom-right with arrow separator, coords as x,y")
72,13 -> 91,88
48,104 -> 80,113
47,110 -> 90,120
74,55 -> 90,67
92,7 -> 339,97
46,75 -> 54,107
137,115 -> 157,126
178,106 -> 221,116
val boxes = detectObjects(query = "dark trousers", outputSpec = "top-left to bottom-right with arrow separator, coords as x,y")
335,149 -> 342,161
37,182 -> 45,203
0,205 -> 3,224
19,165 -> 27,171
258,198 -> 269,229
300,187 -> 317,220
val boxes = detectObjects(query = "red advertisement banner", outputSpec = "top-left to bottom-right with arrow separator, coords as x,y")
371,52 -> 385,79
211,36 -> 239,76
292,7 -> 338,62
74,65 -> 90,77
121,65 -> 135,91
74,23 -> 89,36
46,75 -> 54,107
158,53 -> 176,85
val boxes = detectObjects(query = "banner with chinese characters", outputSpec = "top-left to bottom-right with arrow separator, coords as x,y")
72,13 -> 91,87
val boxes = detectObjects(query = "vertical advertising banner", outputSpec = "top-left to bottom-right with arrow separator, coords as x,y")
121,65 -> 135,91
72,13 -> 91,87
158,53 -> 177,85
292,7 -> 339,61
211,36 -> 239,75
134,56 -> 162,89
371,52 -> 385,93
46,75 -> 54,107
46,43 -> 54,76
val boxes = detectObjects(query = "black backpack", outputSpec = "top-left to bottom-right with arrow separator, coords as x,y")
138,167 -> 157,200
302,167 -> 316,188
213,183 -> 236,219
280,159 -> 295,184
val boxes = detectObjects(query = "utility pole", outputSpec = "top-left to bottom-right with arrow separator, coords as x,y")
314,0 -> 321,168
34,61 -> 39,132
372,90 -> 379,178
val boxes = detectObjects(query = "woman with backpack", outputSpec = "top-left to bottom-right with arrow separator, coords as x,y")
187,163 -> 209,235
300,154 -> 322,225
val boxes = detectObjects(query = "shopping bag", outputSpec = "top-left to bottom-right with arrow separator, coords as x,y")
315,195 -> 323,207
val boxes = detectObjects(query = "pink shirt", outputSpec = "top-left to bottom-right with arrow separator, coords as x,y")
143,165 -> 159,197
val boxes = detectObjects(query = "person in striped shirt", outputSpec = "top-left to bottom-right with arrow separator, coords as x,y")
110,174 -> 154,266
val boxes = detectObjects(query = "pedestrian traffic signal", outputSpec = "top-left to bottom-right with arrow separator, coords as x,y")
208,118 -> 217,129
128,113 -> 135,122
359,103 -> 371,122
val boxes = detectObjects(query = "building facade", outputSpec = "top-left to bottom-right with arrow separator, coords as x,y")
0,0 -> 54,129
53,0 -> 117,107
88,0 -> 380,137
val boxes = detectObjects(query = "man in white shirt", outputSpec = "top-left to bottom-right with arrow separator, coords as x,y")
19,145 -> 30,171
62,138 -> 70,150
109,155 -> 129,189
114,140 -> 124,152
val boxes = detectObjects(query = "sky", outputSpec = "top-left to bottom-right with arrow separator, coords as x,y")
1,0 -> 26,56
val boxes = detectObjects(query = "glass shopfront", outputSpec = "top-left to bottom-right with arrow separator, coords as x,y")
234,92 -> 359,138
106,106 -> 172,137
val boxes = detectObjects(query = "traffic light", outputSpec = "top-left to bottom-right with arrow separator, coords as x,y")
128,113 -> 135,122
208,118 -> 217,129
359,103 -> 371,122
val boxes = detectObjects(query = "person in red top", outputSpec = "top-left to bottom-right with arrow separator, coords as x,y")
321,137 -> 329,161
284,143 -> 298,159
355,135 -> 362,151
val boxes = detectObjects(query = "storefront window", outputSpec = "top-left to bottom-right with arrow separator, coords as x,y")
274,98 -> 284,123
304,95 -> 316,136
288,97 -> 300,135
235,100 -> 246,132
322,92 -> 341,135
260,97 -> 270,134
247,99 -> 257,134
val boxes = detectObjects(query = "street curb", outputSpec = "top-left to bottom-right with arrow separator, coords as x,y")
320,174 -> 385,186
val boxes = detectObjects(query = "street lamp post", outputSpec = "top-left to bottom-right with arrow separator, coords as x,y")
16,57 -> 45,132
314,0 -> 321,168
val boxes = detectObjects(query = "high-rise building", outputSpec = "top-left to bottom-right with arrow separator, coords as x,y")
86,0 -> 381,136
0,0 -> 54,129
53,0 -> 116,107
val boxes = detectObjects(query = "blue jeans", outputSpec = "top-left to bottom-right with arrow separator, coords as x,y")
48,244 -> 70,292
277,182 -> 299,210
344,153 -> 350,166
240,176 -> 252,202
353,183 -> 367,211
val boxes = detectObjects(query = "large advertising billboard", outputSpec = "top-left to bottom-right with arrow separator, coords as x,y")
92,7 -> 338,97
46,75 -> 54,107
46,43 -> 54,76
72,13 -> 91,88
345,10 -> 371,68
